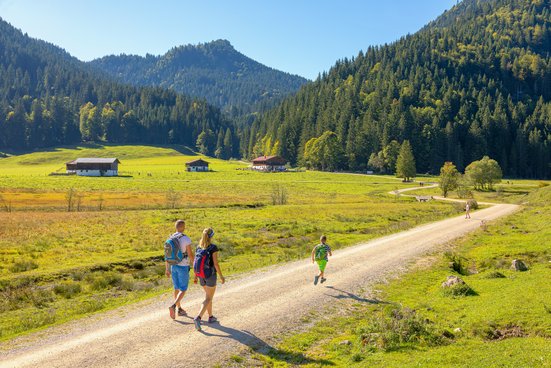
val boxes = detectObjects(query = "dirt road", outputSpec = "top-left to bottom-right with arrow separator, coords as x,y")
0,195 -> 518,368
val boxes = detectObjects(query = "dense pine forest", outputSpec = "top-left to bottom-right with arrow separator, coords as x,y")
248,0 -> 551,178
0,18 -> 237,156
89,40 -> 308,117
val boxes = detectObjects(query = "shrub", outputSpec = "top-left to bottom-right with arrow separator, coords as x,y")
442,283 -> 477,297
456,186 -> 473,199
271,184 -> 288,205
9,260 -> 39,273
467,199 -> 479,210
89,272 -> 122,290
357,306 -> 445,352
444,252 -> 469,275
54,282 -> 82,299
130,261 -> 145,270
19,308 -> 57,330
483,271 -> 506,279
29,288 -> 56,308
538,182 -> 549,188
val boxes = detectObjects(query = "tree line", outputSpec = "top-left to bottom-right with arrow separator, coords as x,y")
0,18 -> 237,155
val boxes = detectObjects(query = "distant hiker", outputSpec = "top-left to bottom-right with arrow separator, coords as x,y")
311,235 -> 332,285
192,228 -> 225,331
465,202 -> 471,219
164,220 -> 193,319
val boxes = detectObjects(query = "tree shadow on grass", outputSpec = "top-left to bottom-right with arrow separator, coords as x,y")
198,322 -> 335,366
324,286 -> 394,305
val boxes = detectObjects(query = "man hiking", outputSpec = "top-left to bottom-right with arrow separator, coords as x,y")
165,220 -> 193,319
465,201 -> 471,219
311,235 -> 332,285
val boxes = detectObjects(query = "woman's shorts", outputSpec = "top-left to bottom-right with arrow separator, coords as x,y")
171,265 -> 190,291
199,272 -> 217,287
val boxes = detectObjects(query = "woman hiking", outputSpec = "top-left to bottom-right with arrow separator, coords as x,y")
192,227 -> 225,331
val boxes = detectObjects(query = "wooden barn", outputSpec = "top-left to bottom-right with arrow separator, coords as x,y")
185,159 -> 210,172
66,158 -> 120,176
251,155 -> 287,172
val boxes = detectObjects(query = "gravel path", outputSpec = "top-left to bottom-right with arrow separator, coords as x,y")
0,188 -> 519,368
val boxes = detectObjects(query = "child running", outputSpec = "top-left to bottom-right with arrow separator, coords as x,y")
311,235 -> 332,285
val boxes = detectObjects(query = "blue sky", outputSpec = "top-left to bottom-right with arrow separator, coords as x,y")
0,0 -> 457,79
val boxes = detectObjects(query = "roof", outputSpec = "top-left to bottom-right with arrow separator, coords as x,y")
72,158 -> 120,164
185,159 -> 209,166
252,155 -> 287,164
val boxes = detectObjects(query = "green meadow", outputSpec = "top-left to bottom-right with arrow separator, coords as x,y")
247,186 -> 551,367
0,144 -> 464,341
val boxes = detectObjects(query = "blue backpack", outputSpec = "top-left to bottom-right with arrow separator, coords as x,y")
193,245 -> 214,278
164,233 -> 185,265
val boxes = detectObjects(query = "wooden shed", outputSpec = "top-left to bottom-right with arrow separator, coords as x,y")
185,159 -> 210,172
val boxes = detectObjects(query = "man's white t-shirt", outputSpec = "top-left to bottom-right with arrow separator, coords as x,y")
172,232 -> 192,266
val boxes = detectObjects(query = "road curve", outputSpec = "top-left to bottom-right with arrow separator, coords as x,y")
0,188 -> 519,368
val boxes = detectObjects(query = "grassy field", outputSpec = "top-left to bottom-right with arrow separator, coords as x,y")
244,186 -> 551,367
408,180 -> 550,204
0,144 -> 465,341
0,144 -> 420,211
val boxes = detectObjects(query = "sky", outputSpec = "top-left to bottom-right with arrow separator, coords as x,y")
0,0 -> 457,80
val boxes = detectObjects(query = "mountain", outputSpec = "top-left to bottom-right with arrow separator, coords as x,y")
89,40 -> 308,116
0,18 -> 237,157
249,0 -> 551,178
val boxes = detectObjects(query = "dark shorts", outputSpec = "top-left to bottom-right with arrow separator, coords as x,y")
199,272 -> 217,287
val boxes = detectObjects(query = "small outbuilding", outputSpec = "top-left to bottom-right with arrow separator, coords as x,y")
185,159 -> 210,172
252,155 -> 287,172
66,158 -> 120,176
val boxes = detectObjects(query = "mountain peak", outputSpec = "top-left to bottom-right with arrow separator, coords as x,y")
90,39 -> 308,114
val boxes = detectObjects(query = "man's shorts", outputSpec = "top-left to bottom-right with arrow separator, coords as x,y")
199,272 -> 217,287
316,259 -> 328,272
171,265 -> 190,291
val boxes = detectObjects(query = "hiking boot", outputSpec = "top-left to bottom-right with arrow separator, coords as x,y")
193,316 -> 202,331
177,308 -> 187,317
169,305 -> 176,320
207,316 -> 218,324
320,277 -> 327,284
314,275 -> 319,285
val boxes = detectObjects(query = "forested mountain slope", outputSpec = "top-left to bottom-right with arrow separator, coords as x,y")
0,19 -> 237,156
249,0 -> 551,178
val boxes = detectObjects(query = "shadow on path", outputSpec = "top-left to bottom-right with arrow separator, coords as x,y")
197,322 -> 335,366
324,286 -> 393,305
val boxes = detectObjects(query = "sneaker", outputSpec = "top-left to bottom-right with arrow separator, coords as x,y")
314,275 -> 319,285
193,316 -> 202,331
169,305 -> 176,320
177,308 -> 187,317
208,316 -> 218,324
320,277 -> 327,284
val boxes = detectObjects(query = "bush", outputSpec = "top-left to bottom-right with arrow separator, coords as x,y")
28,288 -> 56,308
467,199 -> 479,210
357,306 -> 445,352
89,271 -> 123,290
54,282 -> 82,299
9,260 -> 39,273
538,182 -> 549,188
271,184 -> 288,205
483,271 -> 506,279
442,283 -> 477,297
444,252 -> 469,275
